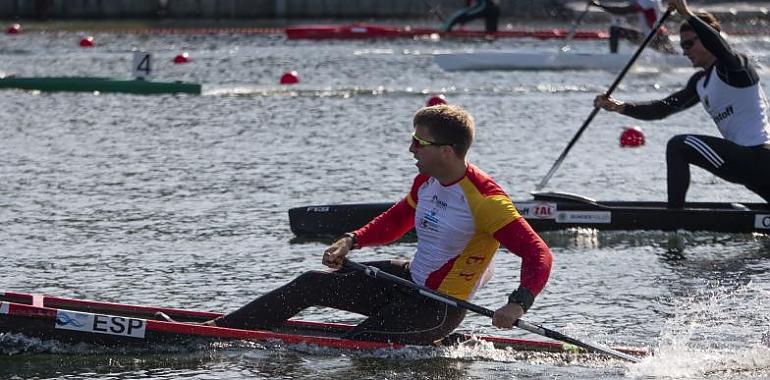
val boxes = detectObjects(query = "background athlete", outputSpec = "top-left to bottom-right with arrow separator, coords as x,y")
207,105 -> 553,345
443,0 -> 501,33
591,0 -> 675,54
594,0 -> 770,208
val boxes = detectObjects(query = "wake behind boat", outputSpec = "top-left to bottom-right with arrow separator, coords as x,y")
0,291 -> 644,357
289,192 -> 770,238
434,50 -> 692,71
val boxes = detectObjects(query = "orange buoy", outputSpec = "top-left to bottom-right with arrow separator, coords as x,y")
6,23 -> 21,34
280,71 -> 299,85
173,52 -> 190,64
79,36 -> 94,47
620,126 -> 645,147
426,94 -> 447,106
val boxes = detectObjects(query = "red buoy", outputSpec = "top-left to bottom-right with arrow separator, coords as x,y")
79,36 -> 94,47
620,126 -> 645,147
426,94 -> 447,106
6,23 -> 21,34
280,71 -> 299,85
173,52 -> 190,64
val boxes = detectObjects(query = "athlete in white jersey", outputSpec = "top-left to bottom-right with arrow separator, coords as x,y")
208,105 -> 553,345
594,0 -> 770,208
591,0 -> 675,54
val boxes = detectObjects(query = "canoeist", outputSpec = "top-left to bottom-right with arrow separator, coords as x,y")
443,0 -> 501,33
591,0 -> 675,54
594,0 -> 770,208
206,105 -> 553,345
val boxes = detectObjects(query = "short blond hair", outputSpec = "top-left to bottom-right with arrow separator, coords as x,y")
413,105 -> 475,158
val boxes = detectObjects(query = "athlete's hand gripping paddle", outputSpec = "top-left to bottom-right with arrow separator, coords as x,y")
344,259 -> 643,363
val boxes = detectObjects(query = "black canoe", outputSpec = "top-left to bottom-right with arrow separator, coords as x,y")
288,191 -> 770,237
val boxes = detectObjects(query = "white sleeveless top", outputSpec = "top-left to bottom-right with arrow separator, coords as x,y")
696,67 -> 770,146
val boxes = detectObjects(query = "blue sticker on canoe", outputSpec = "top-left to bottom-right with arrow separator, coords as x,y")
756,215 -> 770,229
55,310 -> 146,338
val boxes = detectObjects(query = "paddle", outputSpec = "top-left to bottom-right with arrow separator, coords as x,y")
560,0 -> 594,52
343,259 -> 642,363
536,8 -> 673,190
420,0 -> 445,22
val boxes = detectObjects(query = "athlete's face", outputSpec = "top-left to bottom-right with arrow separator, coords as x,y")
679,30 -> 714,68
410,124 -> 453,176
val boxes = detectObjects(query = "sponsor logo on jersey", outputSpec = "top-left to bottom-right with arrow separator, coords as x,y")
755,214 -> 770,229
712,105 -> 734,123
55,310 -> 146,338
431,195 -> 448,210
420,208 -> 441,232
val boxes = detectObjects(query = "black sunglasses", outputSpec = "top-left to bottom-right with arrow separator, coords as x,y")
680,37 -> 699,51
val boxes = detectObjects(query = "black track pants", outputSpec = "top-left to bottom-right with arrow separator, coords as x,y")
666,134 -> 770,207
213,260 -> 466,345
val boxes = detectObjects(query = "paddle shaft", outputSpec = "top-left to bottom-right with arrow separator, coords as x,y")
420,0 -> 445,21
560,0 -> 594,51
537,8 -> 673,190
343,259 -> 641,363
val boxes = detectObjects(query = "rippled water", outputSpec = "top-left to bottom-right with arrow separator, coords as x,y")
1,25 -> 770,379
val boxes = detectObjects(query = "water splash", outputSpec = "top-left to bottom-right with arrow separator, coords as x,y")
629,282 -> 770,378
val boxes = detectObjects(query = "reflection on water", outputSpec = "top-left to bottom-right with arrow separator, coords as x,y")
290,228 -> 770,253
544,229 -> 770,252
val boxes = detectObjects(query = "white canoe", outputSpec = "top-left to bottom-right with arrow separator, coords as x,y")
434,50 -> 692,71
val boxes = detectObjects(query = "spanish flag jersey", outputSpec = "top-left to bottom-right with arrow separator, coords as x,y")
354,164 -> 552,302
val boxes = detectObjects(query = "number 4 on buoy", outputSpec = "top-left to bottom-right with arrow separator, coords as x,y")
132,51 -> 152,80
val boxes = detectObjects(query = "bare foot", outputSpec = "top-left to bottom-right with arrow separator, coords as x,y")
155,311 -> 217,326
155,311 -> 176,322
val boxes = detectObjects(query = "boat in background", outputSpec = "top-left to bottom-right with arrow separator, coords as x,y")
289,191 -> 770,237
0,291 -> 645,357
434,50 -> 692,71
0,76 -> 201,95
285,24 -> 606,40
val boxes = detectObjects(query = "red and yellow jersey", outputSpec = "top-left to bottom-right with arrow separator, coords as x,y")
354,164 -> 552,301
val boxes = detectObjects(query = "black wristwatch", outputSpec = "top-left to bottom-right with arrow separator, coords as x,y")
508,288 -> 535,312
341,232 -> 358,250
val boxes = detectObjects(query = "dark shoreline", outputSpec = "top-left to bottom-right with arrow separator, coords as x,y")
2,1 -> 769,23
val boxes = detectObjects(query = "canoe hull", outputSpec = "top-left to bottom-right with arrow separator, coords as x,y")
288,192 -> 770,237
434,51 -> 692,71
0,291 -> 568,352
0,77 -> 202,95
